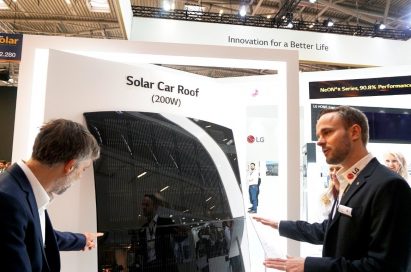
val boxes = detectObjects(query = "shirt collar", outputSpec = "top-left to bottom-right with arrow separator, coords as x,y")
17,160 -> 51,210
336,153 -> 374,199
337,153 -> 374,184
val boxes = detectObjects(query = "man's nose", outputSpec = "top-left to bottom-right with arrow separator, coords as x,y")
316,137 -> 325,146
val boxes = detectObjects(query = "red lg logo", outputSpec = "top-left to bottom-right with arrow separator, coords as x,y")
247,135 -> 264,143
247,135 -> 255,143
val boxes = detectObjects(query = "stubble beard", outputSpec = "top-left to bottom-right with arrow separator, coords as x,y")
326,134 -> 351,165
52,170 -> 78,195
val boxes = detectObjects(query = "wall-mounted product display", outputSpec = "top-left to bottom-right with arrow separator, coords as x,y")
14,36 -> 299,272
309,75 -> 411,99
311,104 -> 411,143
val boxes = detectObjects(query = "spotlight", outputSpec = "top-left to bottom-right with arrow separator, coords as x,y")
374,22 -> 386,31
309,0 -> 316,3
239,5 -> 247,17
323,18 -> 334,27
284,12 -> 293,28
163,0 -> 171,11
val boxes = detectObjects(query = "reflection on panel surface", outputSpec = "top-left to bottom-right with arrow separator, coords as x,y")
84,111 -> 244,272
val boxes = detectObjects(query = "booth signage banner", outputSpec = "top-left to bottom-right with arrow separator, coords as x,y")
131,17 -> 411,67
309,75 -> 411,99
0,33 -> 23,62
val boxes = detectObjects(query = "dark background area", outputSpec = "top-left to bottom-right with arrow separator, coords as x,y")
0,86 -> 17,161
311,104 -> 411,143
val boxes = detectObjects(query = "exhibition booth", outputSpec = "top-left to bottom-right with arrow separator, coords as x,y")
14,35 -> 299,271
9,16 -> 411,272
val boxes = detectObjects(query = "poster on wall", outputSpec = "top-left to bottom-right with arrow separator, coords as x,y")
42,49 -> 287,272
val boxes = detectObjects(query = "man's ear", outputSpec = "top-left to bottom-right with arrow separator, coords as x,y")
350,124 -> 362,141
63,159 -> 77,174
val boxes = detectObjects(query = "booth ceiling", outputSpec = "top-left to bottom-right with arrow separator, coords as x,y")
0,0 -> 408,39
0,0 -> 409,86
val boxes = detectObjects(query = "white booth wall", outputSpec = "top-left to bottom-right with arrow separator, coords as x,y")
130,17 -> 411,67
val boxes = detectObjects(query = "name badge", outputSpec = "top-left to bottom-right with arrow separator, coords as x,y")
338,205 -> 352,217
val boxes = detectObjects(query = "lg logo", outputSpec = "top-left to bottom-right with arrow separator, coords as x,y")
247,135 -> 264,143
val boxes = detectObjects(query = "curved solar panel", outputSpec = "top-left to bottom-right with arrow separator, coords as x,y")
84,111 -> 245,272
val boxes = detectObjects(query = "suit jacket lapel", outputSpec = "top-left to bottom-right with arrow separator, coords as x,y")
327,158 -> 378,230
44,211 -> 60,272
339,158 -> 378,206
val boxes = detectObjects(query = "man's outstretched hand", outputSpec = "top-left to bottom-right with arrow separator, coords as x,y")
83,232 -> 104,251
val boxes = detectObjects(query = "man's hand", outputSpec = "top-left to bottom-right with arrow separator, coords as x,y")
253,216 -> 279,229
264,256 -> 305,272
83,232 -> 104,251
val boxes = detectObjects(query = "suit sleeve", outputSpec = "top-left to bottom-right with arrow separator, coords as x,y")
279,220 -> 327,245
0,192 -> 32,272
54,230 -> 86,251
304,178 -> 411,272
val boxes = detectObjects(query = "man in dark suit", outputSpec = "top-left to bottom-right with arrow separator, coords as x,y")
255,106 -> 411,272
0,119 -> 103,272
134,194 -> 178,272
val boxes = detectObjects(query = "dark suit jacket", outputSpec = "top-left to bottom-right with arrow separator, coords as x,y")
280,158 -> 411,272
0,164 -> 86,272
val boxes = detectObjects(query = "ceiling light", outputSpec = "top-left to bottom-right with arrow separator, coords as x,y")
309,0 -> 316,3
65,0 -> 71,4
239,5 -> 247,17
267,15 -> 271,19
87,0 -> 110,13
375,22 -> 386,30
219,9 -> 224,16
205,196 -> 212,202
163,0 -> 171,11
137,171 -> 147,178
160,185 -> 170,192
284,12 -> 293,28
0,0 -> 10,9
323,18 -> 334,27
